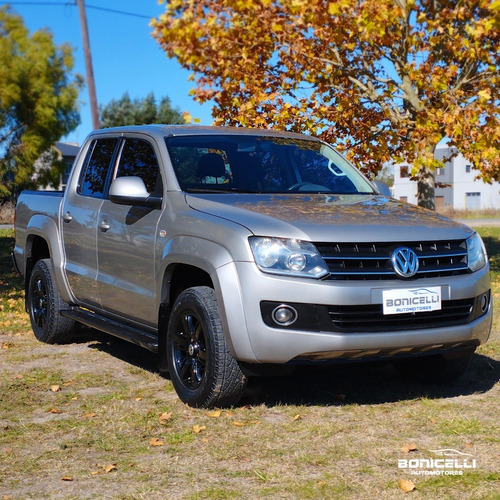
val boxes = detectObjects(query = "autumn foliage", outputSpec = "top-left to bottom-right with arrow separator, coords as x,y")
152,0 -> 500,208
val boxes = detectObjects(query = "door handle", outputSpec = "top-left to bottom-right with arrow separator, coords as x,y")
62,211 -> 72,223
99,220 -> 110,232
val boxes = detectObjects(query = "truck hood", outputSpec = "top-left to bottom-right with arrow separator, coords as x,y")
185,193 -> 474,242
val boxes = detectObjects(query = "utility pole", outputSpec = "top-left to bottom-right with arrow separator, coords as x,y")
77,0 -> 100,130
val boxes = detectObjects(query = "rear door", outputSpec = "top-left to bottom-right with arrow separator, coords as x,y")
96,136 -> 163,325
61,137 -> 119,306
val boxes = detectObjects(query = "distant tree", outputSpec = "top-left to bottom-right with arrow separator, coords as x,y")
0,7 -> 81,199
376,163 -> 394,188
99,92 -> 186,128
152,0 -> 500,209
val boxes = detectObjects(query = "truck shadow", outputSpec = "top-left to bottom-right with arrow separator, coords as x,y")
82,328 -> 499,406
243,354 -> 499,406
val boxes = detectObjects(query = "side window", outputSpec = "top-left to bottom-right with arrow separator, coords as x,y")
115,138 -> 162,195
78,138 -> 118,198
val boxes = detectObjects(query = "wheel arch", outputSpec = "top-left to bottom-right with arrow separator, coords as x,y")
24,215 -> 74,304
156,236 -> 250,371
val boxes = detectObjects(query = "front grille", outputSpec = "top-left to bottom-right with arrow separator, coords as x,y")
314,240 -> 469,280
327,299 -> 475,332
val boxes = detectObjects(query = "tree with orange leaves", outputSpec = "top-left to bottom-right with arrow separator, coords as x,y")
152,0 -> 500,209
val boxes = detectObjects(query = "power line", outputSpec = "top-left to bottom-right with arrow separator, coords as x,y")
8,1 -> 154,19
85,4 -> 153,20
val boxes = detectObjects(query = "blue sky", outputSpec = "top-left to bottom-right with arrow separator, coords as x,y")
7,1 -> 214,145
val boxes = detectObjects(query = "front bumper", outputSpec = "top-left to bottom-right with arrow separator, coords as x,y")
217,262 -> 492,364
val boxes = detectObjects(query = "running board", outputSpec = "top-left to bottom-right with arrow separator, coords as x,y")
61,308 -> 159,353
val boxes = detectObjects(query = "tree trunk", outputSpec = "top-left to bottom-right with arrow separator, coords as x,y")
417,164 -> 435,210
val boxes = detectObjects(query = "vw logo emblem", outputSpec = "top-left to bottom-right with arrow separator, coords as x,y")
391,247 -> 419,278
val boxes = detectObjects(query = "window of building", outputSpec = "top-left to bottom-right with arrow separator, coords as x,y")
400,196 -> 408,203
465,164 -> 471,173
400,166 -> 408,178
465,192 -> 481,210
436,167 -> 445,176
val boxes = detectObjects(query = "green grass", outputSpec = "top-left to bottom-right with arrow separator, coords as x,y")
0,227 -> 499,499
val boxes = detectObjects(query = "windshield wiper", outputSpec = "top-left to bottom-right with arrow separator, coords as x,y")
185,187 -> 257,194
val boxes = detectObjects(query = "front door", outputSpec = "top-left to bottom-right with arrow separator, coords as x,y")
96,137 -> 163,326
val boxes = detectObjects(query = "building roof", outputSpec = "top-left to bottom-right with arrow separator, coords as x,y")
55,142 -> 80,158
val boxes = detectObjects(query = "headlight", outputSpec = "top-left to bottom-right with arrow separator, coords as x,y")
249,237 -> 329,278
467,233 -> 487,272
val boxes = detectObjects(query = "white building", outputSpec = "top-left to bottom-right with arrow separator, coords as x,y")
392,145 -> 500,210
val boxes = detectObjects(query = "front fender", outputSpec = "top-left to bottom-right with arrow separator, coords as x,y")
157,236 -> 257,361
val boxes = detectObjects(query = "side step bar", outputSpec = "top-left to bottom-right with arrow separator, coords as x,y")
61,308 -> 159,353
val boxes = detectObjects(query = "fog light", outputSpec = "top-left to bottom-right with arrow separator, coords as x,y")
480,293 -> 489,313
272,305 -> 298,326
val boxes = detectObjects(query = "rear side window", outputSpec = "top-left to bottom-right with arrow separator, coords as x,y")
78,138 -> 118,198
115,138 -> 162,195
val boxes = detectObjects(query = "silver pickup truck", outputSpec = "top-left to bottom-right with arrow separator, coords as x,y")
13,125 -> 492,408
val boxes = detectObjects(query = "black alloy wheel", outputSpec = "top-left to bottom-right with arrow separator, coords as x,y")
30,274 -> 48,330
172,310 -> 207,391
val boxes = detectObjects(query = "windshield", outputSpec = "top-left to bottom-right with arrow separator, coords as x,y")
165,134 -> 375,194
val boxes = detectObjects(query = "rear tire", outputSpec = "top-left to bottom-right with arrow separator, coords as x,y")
395,350 -> 474,384
166,286 -> 246,408
28,259 -> 75,344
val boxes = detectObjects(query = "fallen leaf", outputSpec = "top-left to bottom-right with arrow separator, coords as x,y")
135,397 -> 142,401
207,410 -> 221,418
49,408 -> 62,414
402,443 -> 418,453
400,478 -> 416,492
192,424 -> 206,434
50,385 -> 61,393
292,414 -> 302,421
159,411 -> 172,424
81,412 -> 97,419
150,438 -> 164,447
232,421 -> 245,427
104,464 -> 117,473
61,476 -> 73,482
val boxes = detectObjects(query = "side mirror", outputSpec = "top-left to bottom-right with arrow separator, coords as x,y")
109,176 -> 162,209
372,180 -> 392,197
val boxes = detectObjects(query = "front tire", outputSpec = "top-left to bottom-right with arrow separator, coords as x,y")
28,259 -> 75,344
166,286 -> 246,408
